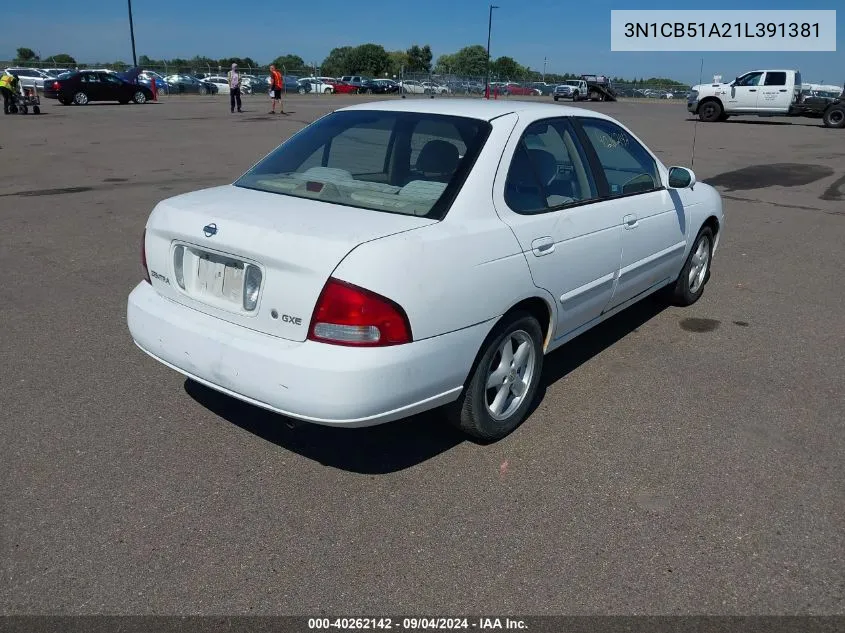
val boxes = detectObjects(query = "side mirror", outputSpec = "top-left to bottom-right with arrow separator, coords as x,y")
668,166 -> 696,189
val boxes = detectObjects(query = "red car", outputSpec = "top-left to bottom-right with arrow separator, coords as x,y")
503,83 -> 541,96
322,79 -> 358,94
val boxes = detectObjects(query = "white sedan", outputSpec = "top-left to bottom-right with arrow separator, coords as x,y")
127,100 -> 724,441
203,75 -> 230,94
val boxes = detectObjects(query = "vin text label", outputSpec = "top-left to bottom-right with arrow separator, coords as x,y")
610,10 -> 836,51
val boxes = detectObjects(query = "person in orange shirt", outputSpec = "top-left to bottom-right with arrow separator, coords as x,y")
269,65 -> 283,114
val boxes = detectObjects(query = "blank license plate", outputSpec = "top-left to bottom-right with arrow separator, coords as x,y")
197,254 -> 245,304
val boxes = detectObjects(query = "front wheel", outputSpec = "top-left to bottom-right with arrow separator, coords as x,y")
553,95 -> 559,101
572,91 -> 579,101
133,91 -> 147,104
298,87 -> 306,94
33,105 -> 40,114
446,311 -> 544,441
198,85 -> 207,95
823,104 -> 845,128
671,227 -> 714,306
698,100 -> 722,122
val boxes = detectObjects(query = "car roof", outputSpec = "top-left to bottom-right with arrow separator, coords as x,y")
336,98 -> 615,122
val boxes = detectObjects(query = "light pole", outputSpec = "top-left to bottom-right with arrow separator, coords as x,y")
127,0 -> 138,67
542,57 -> 547,82
485,4 -> 499,99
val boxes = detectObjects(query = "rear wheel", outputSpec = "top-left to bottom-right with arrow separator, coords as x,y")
198,85 -> 207,95
19,105 -> 28,114
446,311 -> 544,441
823,105 -> 845,128
298,87 -> 306,94
73,91 -> 88,105
698,100 -> 722,122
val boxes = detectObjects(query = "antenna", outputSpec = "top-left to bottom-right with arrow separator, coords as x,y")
691,57 -> 704,168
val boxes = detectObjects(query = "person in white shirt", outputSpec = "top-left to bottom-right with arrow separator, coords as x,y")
227,63 -> 242,113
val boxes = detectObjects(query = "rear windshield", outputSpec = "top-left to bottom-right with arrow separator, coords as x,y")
235,110 -> 492,219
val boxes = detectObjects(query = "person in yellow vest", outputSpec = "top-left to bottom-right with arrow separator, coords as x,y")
0,71 -> 20,114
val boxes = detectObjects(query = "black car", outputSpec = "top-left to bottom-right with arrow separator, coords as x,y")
166,75 -> 219,95
43,70 -> 154,105
360,79 -> 398,94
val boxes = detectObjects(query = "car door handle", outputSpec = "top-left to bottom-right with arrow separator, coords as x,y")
779,89 -> 787,92
531,236 -> 555,256
623,214 -> 639,229
749,89 -> 757,92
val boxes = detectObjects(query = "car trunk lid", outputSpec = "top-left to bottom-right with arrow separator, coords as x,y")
143,185 -> 436,341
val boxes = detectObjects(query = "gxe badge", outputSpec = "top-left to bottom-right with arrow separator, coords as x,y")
203,223 -> 218,238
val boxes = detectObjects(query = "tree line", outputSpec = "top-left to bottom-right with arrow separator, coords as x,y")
12,44 -> 688,86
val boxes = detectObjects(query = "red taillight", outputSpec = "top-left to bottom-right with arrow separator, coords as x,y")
52,81 -> 61,90
141,229 -> 151,284
308,278 -> 412,347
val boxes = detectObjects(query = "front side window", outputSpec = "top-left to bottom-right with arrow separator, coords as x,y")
505,119 -> 598,215
578,118 -> 661,197
235,110 -> 491,219
735,72 -> 763,87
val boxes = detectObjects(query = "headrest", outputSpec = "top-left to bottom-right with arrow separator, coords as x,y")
416,140 -> 459,175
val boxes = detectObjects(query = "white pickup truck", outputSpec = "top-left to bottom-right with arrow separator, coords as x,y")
687,69 -> 804,122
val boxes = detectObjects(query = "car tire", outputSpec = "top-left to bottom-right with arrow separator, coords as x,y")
698,100 -> 722,122
73,91 -> 88,105
133,91 -> 147,104
670,226 -> 714,306
822,105 -> 845,128
298,87 -> 306,94
572,91 -> 579,101
33,105 -> 40,114
553,95 -> 559,101
446,310 -> 544,442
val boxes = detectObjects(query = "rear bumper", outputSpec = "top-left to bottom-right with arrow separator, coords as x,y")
127,282 -> 492,427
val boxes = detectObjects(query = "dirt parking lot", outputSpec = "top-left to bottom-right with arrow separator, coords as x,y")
2,93 -> 844,615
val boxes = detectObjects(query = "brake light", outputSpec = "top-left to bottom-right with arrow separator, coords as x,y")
52,81 -> 60,90
308,278 -> 412,347
141,229 -> 151,284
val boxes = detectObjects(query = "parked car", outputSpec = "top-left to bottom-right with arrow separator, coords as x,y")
300,77 -> 334,94
322,79 -> 358,94
166,75 -> 218,95
361,79 -> 399,94
4,67 -> 51,90
203,75 -> 231,95
532,82 -> 555,96
137,71 -> 170,94
128,99 -> 724,441
504,83 -> 541,96
422,81 -> 450,94
43,70 -> 154,105
294,79 -> 314,94
339,75 -> 372,91
398,80 -> 427,94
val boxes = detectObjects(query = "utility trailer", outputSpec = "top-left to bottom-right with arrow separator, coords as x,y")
581,75 -> 618,102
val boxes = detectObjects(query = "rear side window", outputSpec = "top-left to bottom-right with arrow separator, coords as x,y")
577,118 -> 661,197
764,72 -> 787,86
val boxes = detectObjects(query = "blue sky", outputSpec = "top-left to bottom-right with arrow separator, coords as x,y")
4,0 -> 843,84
